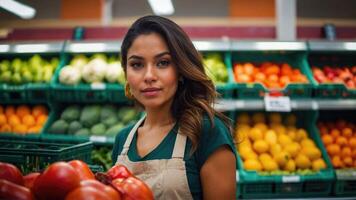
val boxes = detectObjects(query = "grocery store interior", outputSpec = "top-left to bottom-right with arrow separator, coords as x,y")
0,0 -> 355,199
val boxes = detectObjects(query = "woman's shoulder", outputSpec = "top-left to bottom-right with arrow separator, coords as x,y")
201,114 -> 230,133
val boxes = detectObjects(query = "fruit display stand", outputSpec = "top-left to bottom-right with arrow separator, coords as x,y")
0,41 -> 64,103
193,39 -> 235,99
230,41 -> 314,99
0,133 -> 93,174
234,110 -> 334,199
50,40 -> 127,103
316,110 -> 356,197
308,41 -> 356,99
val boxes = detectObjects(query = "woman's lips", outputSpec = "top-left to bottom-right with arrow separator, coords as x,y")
141,88 -> 161,97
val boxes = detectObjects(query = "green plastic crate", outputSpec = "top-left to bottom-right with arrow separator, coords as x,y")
235,110 -> 334,199
51,53 -> 127,103
0,134 -> 92,174
231,51 -> 314,99
308,52 -> 356,99
0,53 -> 62,103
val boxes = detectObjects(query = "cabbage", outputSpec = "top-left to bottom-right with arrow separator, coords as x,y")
59,65 -> 81,85
81,58 -> 107,83
105,62 -> 124,83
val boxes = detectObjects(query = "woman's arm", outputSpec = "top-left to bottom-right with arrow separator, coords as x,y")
200,145 -> 237,200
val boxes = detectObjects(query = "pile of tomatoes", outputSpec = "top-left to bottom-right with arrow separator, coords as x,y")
0,160 -> 153,200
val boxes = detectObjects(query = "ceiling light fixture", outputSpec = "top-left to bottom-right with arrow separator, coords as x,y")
148,0 -> 174,15
0,0 -> 36,19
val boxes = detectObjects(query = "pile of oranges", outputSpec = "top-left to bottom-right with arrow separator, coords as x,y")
0,104 -> 48,134
319,120 -> 356,168
233,62 -> 309,89
235,112 -> 327,173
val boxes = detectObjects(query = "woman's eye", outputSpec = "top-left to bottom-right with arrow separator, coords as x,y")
157,60 -> 170,67
130,62 -> 143,68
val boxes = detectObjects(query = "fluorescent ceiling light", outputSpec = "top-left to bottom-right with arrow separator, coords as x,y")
14,44 -> 49,53
254,42 -> 305,50
344,42 -> 356,50
69,43 -> 107,53
148,0 -> 174,15
0,0 -> 36,19
0,44 -> 10,53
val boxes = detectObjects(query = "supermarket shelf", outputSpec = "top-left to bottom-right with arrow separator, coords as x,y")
231,40 -> 307,51
65,40 -> 122,53
1,41 -> 64,54
308,40 -> 356,51
216,99 -> 356,111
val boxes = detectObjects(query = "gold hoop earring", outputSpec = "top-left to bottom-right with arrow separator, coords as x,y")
125,83 -> 135,100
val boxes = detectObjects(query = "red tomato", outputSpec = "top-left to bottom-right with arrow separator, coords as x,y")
80,180 -> 121,200
33,162 -> 81,200
107,164 -> 133,180
112,177 -> 154,200
65,186 -> 117,200
68,160 -> 95,181
0,162 -> 24,186
24,172 -> 40,191
0,179 -> 34,200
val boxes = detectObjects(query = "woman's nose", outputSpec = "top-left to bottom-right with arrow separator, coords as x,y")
144,63 -> 157,82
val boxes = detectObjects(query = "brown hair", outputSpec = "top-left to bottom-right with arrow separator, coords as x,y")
121,15 -> 231,152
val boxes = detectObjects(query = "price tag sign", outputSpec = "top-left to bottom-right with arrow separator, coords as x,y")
336,169 -> 356,180
282,176 -> 300,183
91,83 -> 106,90
236,170 -> 239,182
90,136 -> 107,143
264,96 -> 291,112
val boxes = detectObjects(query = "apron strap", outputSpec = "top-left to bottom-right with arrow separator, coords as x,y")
120,116 -> 146,155
171,131 -> 187,159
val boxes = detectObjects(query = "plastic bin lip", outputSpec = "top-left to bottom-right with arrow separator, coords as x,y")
308,40 -> 356,52
231,40 -> 307,51
64,40 -> 122,53
1,41 -> 64,54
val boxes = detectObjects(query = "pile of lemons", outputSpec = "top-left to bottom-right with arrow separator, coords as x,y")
235,112 -> 327,173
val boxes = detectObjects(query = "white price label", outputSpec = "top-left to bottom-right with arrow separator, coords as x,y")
236,170 -> 239,182
282,176 -> 300,183
90,83 -> 106,90
90,136 -> 107,143
264,96 -> 291,112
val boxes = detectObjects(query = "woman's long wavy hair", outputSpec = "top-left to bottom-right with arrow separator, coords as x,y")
121,15 -> 232,152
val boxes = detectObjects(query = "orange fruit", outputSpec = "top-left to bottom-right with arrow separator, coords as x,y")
244,159 -> 262,171
326,144 -> 341,156
36,114 -> 48,125
16,105 -> 31,118
342,127 -> 353,138
352,149 -> 356,159
343,156 -> 353,167
319,126 -> 329,136
330,129 -> 341,139
331,156 -> 343,168
341,147 -> 352,158
349,137 -> 356,149
0,124 -> 12,132
27,125 -> 42,134
322,134 -> 333,146
22,114 -> 36,127
0,114 -> 7,126
8,115 -> 21,127
13,124 -> 27,134
336,136 -> 348,147
5,106 -> 15,117
312,158 -> 327,171
32,105 -> 48,118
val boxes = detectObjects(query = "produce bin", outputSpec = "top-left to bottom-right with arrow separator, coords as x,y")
235,110 -> 334,199
0,42 -> 64,103
0,134 -> 92,174
307,51 -> 356,99
230,41 -> 314,99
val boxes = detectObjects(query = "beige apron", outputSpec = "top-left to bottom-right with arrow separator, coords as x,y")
115,117 -> 194,200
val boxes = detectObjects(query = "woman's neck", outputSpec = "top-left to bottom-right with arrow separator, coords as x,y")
144,105 -> 175,129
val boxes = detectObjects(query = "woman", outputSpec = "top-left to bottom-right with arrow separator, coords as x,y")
112,15 -> 237,200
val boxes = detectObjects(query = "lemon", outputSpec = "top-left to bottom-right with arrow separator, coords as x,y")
284,160 -> 296,172
295,128 -> 308,142
259,153 -> 273,162
265,130 -> 277,145
270,144 -> 282,157
274,151 -> 291,167
295,154 -> 311,169
249,127 -> 264,141
254,123 -> 268,133
273,124 -> 287,135
284,142 -> 301,158
278,134 -> 292,147
244,159 -> 263,171
301,138 -> 316,147
312,158 -> 327,171
253,140 -> 269,154
302,146 -> 321,161
261,159 -> 279,171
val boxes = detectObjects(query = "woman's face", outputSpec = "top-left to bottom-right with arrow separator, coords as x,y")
126,33 -> 179,109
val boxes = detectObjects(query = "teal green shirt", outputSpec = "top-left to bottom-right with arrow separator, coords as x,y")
112,115 -> 237,200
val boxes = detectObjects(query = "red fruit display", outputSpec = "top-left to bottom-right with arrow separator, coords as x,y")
0,162 -> 24,186
312,66 -> 356,88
